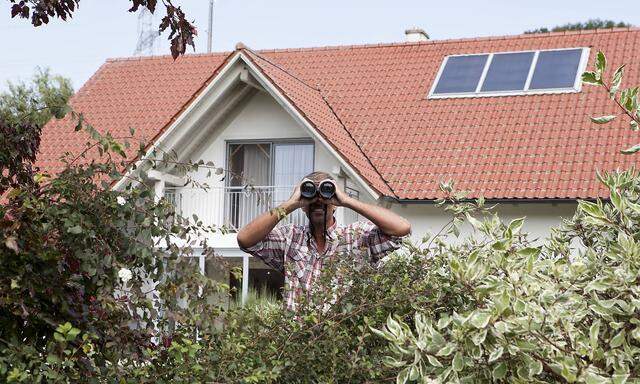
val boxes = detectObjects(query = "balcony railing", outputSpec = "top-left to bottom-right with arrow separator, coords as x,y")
164,186 -> 307,230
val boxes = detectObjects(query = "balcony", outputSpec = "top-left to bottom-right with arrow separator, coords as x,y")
164,185 -> 307,230
164,185 -> 360,231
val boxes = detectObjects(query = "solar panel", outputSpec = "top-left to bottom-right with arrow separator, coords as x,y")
480,52 -> 535,92
431,48 -> 585,98
433,54 -> 488,94
529,49 -> 583,90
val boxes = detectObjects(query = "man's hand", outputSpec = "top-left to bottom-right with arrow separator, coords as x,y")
283,183 -> 318,213
238,183 -> 311,249
322,181 -> 350,207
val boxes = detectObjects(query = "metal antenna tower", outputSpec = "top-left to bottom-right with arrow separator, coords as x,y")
133,7 -> 159,56
207,0 -> 215,53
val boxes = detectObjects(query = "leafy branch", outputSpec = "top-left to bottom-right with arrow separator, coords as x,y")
582,51 -> 640,153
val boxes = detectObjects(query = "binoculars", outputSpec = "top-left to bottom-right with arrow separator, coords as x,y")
300,179 -> 336,199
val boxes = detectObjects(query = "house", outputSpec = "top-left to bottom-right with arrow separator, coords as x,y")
37,27 -> 640,303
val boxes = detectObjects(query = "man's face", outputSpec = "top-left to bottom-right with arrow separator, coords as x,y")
301,179 -> 336,227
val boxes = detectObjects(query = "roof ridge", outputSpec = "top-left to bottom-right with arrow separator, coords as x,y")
255,27 -> 640,53
105,51 -> 231,63
102,27 -> 640,62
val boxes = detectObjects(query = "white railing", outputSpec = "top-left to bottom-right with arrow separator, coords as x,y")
164,186 -> 307,231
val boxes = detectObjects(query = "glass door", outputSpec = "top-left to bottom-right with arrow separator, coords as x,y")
227,143 -> 272,229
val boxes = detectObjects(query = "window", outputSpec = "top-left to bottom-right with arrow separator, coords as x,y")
226,140 -> 314,229
430,47 -> 588,98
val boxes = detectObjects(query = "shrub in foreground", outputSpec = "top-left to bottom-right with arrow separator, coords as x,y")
203,169 -> 640,383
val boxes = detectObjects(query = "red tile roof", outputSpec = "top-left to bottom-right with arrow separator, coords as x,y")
38,28 -> 640,200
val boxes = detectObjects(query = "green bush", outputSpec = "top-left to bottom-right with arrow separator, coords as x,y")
0,70 -> 226,383
198,169 -> 639,383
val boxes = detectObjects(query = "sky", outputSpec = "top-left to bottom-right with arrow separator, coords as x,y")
1,0 -> 639,91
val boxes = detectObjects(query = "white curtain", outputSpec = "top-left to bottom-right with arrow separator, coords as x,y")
273,143 -> 314,225
242,144 -> 270,186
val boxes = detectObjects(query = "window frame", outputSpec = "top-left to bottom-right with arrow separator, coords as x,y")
224,138 -> 315,187
428,47 -> 590,99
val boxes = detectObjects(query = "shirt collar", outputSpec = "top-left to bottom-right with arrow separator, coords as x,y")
305,216 -> 338,240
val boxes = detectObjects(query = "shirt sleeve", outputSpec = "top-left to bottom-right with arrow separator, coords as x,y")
239,224 -> 293,274
352,221 -> 405,262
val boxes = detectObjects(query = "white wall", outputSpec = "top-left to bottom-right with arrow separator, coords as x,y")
391,201 -> 577,245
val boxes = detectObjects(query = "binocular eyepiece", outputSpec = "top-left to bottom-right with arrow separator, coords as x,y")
300,179 -> 336,200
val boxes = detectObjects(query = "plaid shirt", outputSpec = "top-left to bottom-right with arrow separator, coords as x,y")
240,219 -> 404,311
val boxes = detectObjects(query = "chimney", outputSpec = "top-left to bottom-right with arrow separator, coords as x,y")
404,27 -> 429,42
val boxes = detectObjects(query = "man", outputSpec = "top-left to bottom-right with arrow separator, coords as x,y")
237,171 -> 411,311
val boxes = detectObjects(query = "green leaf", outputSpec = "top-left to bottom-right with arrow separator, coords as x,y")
589,320 -> 600,349
436,343 -> 456,357
488,346 -> 503,363
396,367 -> 409,384
53,332 -> 65,343
382,356 -> 406,368
595,51 -> 606,74
492,362 -> 507,380
507,217 -> 525,235
586,372 -> 609,384
621,144 -> 640,154
610,188 -> 623,212
469,310 -> 491,329
427,354 -> 443,367
437,313 -> 452,329
610,64 -> 625,98
409,365 -> 419,381
517,247 -> 540,258
466,213 -> 483,231
585,279 -> 609,293
582,71 -> 602,85
67,225 -> 83,234
528,360 -> 543,376
46,354 -> 61,364
578,200 -> 606,219
386,316 -> 403,338
590,115 -> 617,124
493,290 -> 510,314
610,330 -> 625,348
370,326 -> 393,341
452,352 -> 464,372
66,327 -> 81,341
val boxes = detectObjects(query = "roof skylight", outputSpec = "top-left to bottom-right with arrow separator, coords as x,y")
429,47 -> 589,98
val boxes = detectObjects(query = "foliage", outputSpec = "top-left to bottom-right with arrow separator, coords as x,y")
370,169 -> 640,383
525,19 -> 632,34
0,69 -> 227,382
582,51 -> 640,154
172,168 -> 640,383
0,68 -> 73,195
7,0 -> 196,59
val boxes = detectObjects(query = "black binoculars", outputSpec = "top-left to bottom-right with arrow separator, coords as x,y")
300,179 -> 336,199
